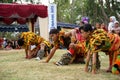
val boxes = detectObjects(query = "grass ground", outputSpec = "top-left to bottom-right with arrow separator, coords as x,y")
0,49 -> 120,80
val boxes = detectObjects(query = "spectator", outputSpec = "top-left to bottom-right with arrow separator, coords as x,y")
111,21 -> 120,36
5,41 -> 13,50
2,38 -> 7,48
108,16 -> 116,33
95,22 -> 101,29
101,23 -> 108,32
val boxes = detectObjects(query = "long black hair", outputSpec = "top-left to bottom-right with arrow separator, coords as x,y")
49,29 -> 59,34
81,24 -> 93,32
17,38 -> 24,46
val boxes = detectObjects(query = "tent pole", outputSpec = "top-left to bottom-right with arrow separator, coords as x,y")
28,19 -> 32,32
31,19 -> 34,32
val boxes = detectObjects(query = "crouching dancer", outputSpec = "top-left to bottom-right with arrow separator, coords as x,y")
17,31 -> 51,59
45,29 -> 71,63
80,24 -> 120,74
45,28 -> 85,65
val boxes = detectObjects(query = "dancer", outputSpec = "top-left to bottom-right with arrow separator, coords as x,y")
17,32 -> 51,59
80,24 -> 120,74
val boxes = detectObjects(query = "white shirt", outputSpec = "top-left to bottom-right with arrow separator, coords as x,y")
108,22 -> 114,33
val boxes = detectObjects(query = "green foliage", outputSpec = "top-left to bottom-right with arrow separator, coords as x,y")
54,0 -> 84,24
0,50 -> 120,80
1,0 -> 13,3
54,0 -> 120,24
0,32 -> 20,40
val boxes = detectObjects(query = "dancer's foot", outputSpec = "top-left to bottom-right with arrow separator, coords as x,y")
85,67 -> 88,72
106,67 -> 112,73
25,56 -> 28,59
92,70 -> 96,74
35,57 -> 41,60
106,69 -> 112,73
54,62 -> 62,66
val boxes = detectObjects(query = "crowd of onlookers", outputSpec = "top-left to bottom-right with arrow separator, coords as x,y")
83,16 -> 120,34
0,38 -> 21,50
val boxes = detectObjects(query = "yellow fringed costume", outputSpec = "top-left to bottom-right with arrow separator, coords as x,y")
85,29 -> 120,72
21,32 -> 51,58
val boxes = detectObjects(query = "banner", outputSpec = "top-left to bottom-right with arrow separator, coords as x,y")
48,4 -> 57,31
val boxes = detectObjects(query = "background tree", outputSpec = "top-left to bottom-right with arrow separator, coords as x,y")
1,0 -> 14,3
54,0 -> 120,25
98,0 -> 120,22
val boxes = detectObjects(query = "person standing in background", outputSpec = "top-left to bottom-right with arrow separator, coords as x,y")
111,21 -> 120,36
101,23 -> 108,32
108,16 -> 116,33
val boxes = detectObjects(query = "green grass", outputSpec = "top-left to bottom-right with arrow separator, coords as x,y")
0,49 -> 120,80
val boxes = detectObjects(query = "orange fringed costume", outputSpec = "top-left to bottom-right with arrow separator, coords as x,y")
69,41 -> 86,63
112,54 -> 120,74
107,33 -> 120,69
55,30 -> 86,65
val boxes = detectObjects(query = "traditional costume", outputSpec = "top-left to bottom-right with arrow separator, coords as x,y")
56,31 -> 86,65
112,54 -> 120,74
85,29 -> 120,72
20,32 -> 51,58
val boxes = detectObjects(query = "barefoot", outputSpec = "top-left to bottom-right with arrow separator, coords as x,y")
84,67 -> 88,72
106,69 -> 112,73
27,55 -> 32,59
92,70 -> 96,74
25,56 -> 28,59
106,67 -> 112,73
53,62 -> 57,64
